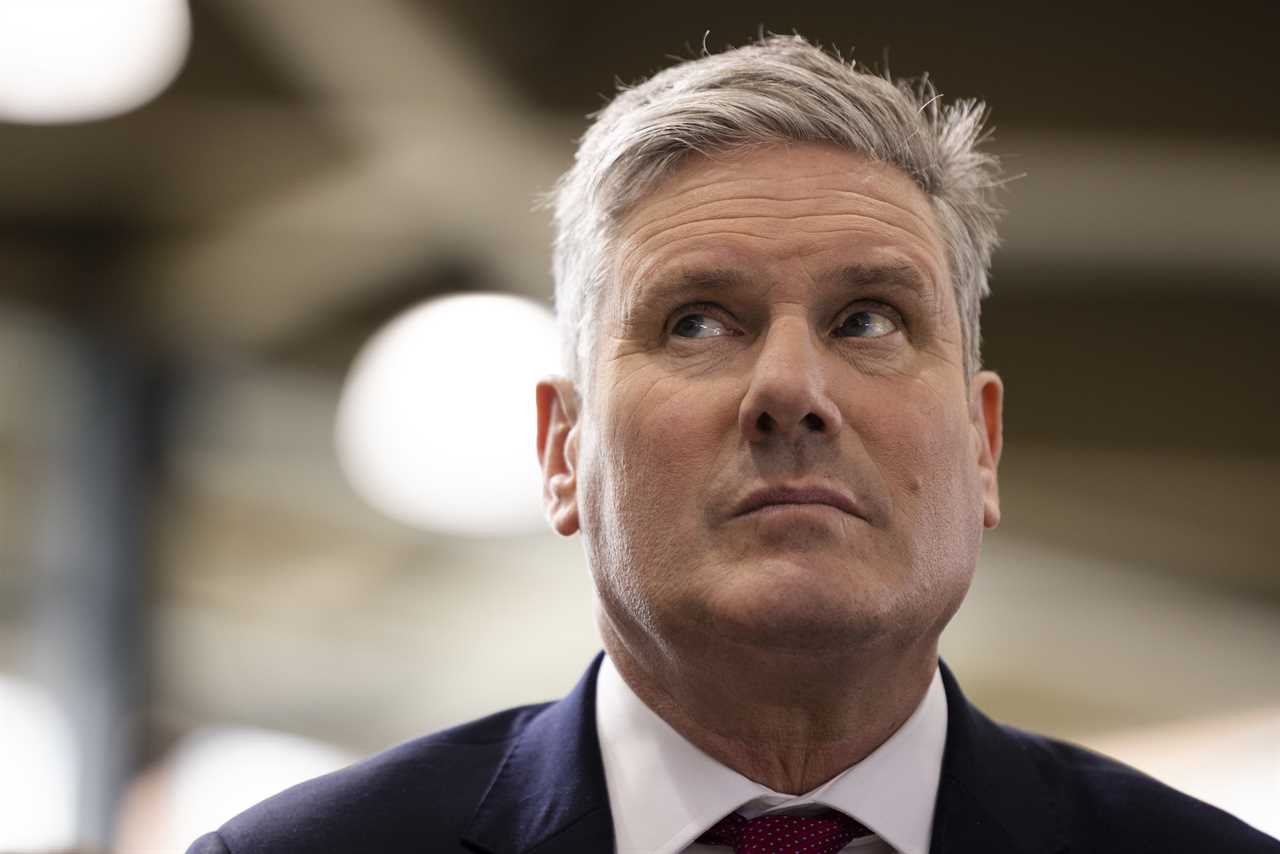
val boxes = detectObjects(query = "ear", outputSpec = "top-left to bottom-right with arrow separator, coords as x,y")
970,370 -> 1004,529
536,376 -> 581,536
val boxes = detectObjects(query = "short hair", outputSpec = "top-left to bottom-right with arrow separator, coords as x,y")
550,34 -> 1004,395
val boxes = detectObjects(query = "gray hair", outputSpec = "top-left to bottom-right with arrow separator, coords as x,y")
550,34 -> 1004,395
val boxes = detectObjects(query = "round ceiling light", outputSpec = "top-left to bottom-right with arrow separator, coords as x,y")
336,293 -> 561,537
0,0 -> 191,124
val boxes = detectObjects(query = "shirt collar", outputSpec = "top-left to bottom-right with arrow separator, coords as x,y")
595,654 -> 947,854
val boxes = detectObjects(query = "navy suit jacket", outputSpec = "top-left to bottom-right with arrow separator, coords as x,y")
187,655 -> 1277,853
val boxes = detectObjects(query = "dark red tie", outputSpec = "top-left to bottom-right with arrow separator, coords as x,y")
696,810 -> 872,853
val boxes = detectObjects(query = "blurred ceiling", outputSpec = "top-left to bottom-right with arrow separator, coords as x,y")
443,0 -> 1280,138
2,0 -> 1278,358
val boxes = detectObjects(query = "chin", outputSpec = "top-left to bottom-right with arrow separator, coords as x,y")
706,551 -> 957,650
722,611 -> 888,657
698,577 -> 896,655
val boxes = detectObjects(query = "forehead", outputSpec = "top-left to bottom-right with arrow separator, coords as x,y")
610,143 -> 947,305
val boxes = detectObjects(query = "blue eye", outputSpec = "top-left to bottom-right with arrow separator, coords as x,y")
836,310 -> 896,338
672,313 -> 734,338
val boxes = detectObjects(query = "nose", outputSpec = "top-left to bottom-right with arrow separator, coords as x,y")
738,317 -> 844,444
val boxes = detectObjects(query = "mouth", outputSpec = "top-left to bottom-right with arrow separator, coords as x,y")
732,485 -> 864,520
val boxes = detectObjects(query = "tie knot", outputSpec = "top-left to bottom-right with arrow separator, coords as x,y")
697,809 -> 871,854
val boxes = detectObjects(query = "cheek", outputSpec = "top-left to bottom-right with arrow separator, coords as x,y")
604,376 -> 731,502
857,380 -> 983,622
581,375 -> 736,628
583,371 -> 735,548
862,378 -> 979,517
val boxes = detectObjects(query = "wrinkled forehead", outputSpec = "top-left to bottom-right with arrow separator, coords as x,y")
605,144 -> 949,314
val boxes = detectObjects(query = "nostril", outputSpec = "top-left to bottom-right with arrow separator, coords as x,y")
752,410 -> 826,436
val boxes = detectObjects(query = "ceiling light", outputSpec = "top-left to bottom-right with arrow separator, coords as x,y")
336,294 -> 561,537
0,0 -> 191,124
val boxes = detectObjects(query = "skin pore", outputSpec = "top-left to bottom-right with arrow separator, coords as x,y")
537,143 -> 1003,795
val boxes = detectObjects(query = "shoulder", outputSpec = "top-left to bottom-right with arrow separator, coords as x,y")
188,701 -> 552,854
1002,723 -> 1279,852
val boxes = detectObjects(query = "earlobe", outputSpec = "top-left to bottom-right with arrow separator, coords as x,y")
971,370 -> 1004,529
536,377 -> 581,537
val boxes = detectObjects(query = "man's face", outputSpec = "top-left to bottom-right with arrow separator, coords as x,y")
538,143 -> 1002,659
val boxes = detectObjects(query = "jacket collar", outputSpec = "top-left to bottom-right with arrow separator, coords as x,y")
929,661 -> 1068,854
462,653 -> 615,854
463,654 -> 1068,854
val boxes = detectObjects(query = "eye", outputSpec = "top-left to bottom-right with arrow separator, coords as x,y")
834,308 -> 898,338
671,311 -> 737,339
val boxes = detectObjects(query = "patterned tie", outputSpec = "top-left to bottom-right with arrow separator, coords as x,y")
696,810 -> 872,853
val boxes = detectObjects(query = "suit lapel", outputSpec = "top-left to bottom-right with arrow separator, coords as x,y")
462,653 -> 615,854
461,655 -> 1069,854
929,662 -> 1068,854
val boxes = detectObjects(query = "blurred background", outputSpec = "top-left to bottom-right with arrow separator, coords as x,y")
1,0 -> 1278,850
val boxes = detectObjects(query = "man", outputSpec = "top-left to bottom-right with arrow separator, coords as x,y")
188,35 -> 1277,854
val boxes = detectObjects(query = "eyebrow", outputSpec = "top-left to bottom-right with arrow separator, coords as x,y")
633,262 -> 929,310
824,263 -> 931,294
624,267 -> 753,321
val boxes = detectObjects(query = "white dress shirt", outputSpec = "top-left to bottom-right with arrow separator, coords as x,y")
595,655 -> 947,854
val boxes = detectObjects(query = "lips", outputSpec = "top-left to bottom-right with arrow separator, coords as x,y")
732,485 -> 864,520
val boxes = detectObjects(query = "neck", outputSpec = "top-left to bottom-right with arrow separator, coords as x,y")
599,616 -> 938,795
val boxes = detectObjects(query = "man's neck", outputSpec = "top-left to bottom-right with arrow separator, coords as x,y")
600,621 -> 939,795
